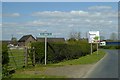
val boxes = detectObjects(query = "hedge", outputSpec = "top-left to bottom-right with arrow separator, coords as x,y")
99,45 -> 120,49
2,43 -> 10,78
30,41 -> 92,64
2,43 -> 9,65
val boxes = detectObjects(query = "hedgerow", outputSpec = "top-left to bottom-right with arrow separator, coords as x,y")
2,43 -> 10,78
30,40 -> 93,64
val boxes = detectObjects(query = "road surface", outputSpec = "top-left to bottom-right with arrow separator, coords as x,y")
83,49 -> 118,78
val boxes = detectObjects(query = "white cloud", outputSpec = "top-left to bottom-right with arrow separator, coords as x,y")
3,13 -> 20,17
32,10 -> 90,18
16,32 -> 24,35
3,8 -> 118,40
88,6 -> 112,10
70,10 -> 89,16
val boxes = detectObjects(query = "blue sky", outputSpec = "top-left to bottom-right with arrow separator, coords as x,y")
2,2 -> 118,40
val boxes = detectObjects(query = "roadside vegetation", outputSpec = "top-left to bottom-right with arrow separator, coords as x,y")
30,39 -> 97,64
2,39 -> 107,78
54,50 -> 106,65
2,43 -> 10,78
11,50 -> 106,78
99,45 -> 120,49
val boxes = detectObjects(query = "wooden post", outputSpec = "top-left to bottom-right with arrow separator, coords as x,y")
25,47 -> 28,67
91,43 -> 92,55
33,47 -> 35,66
97,43 -> 99,55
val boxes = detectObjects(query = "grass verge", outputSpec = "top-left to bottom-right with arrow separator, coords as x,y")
11,50 -> 106,78
12,74 -> 66,78
53,50 -> 106,65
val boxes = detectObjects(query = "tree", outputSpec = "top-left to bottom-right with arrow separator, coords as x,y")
11,37 -> 17,46
100,36 -> 105,41
110,33 -> 117,41
76,32 -> 81,40
94,36 -> 100,43
69,31 -> 81,41
11,37 -> 17,42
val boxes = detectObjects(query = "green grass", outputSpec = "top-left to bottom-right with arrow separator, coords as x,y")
8,49 -> 25,69
53,50 -> 106,65
12,74 -> 66,78
10,49 -> 106,78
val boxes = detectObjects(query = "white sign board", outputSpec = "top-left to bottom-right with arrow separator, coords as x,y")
88,31 -> 100,43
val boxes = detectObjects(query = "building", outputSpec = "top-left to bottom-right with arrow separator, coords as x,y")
36,37 -> 65,43
18,35 -> 36,47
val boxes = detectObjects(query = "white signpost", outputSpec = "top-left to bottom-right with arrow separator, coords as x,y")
39,32 -> 52,65
88,31 -> 100,55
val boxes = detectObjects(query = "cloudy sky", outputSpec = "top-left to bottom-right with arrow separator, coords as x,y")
2,2 -> 118,40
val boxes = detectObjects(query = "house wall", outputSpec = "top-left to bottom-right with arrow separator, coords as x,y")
25,36 -> 36,47
18,42 -> 25,47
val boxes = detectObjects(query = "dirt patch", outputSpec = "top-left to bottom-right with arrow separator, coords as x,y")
19,64 -> 94,78
43,64 -> 94,78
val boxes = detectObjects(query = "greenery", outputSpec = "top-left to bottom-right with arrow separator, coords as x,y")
2,43 -> 10,78
2,46 -> 25,78
30,40 -> 93,64
53,50 -> 106,65
10,50 -> 105,78
12,74 -> 66,78
99,45 -> 120,49
2,43 -> 9,65
8,49 -> 24,69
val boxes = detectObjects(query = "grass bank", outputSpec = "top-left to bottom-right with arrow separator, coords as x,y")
12,74 -> 66,78
53,50 -> 106,65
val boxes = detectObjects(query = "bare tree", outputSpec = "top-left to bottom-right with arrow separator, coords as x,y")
100,36 -> 105,40
69,31 -> 81,41
110,33 -> 117,41
76,32 -> 81,40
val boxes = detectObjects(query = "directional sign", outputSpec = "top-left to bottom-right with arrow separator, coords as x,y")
39,33 -> 52,36
39,32 -> 52,65
88,31 -> 100,43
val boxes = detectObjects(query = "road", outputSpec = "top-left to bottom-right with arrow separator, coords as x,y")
83,49 -> 118,78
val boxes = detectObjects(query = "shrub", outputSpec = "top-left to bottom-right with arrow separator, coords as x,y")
99,45 -> 120,49
2,43 -> 9,65
30,40 -> 91,64
2,43 -> 10,78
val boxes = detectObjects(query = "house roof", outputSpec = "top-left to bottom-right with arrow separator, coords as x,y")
18,35 -> 35,42
36,37 -> 65,42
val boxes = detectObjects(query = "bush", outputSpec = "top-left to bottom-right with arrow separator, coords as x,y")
2,43 -> 10,78
99,45 -> 120,49
2,43 -> 9,65
30,40 -> 91,64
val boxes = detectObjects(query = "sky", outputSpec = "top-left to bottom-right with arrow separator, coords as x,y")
2,2 -> 118,40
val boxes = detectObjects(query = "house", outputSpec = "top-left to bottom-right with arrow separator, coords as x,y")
18,35 -> 36,47
36,37 -> 65,43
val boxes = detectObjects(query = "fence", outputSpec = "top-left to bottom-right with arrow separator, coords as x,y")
8,47 -> 35,69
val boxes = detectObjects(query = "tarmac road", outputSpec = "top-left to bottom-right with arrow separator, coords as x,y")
83,49 -> 118,78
